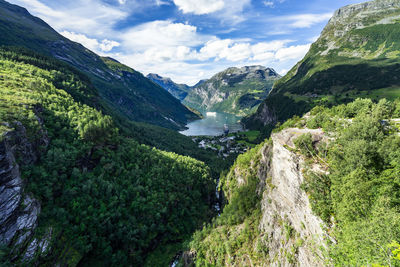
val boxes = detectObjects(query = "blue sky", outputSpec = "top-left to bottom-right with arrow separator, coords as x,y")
8,0 -> 362,85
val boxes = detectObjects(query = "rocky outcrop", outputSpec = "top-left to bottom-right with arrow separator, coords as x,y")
0,114 -> 50,262
258,128 -> 328,266
253,102 -> 278,126
321,0 -> 400,45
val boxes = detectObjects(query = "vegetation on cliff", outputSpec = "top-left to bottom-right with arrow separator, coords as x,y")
291,98 -> 400,266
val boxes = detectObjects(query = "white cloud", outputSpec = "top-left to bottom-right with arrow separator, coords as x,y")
114,24 -> 310,84
120,20 -> 208,51
61,31 -> 120,53
8,0 -> 128,36
263,0 -> 285,8
155,0 -> 171,6
263,1 -> 274,7
118,0 -> 126,4
173,0 -> 250,25
281,13 -> 333,28
173,0 -> 225,15
275,44 -> 311,61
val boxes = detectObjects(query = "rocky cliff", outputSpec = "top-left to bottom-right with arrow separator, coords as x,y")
259,128 -> 328,266
187,126 -> 329,266
0,115 -> 51,262
183,66 -> 280,116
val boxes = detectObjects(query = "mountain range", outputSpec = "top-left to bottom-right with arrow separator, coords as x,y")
148,66 -> 280,117
183,66 -> 280,116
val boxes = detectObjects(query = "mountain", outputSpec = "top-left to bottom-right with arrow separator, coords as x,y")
0,0 -> 199,130
146,73 -> 191,101
244,0 -> 400,133
183,66 -> 281,116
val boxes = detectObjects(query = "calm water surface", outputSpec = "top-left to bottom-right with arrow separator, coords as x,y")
180,112 -> 243,136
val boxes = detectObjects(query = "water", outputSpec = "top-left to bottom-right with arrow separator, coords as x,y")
180,112 -> 243,136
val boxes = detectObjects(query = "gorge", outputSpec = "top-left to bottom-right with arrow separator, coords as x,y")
2,0 -> 400,266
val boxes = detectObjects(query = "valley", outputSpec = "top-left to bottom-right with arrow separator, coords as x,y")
1,0 -> 400,266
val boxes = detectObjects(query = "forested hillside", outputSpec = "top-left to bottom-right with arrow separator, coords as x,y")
184,98 -> 400,266
0,0 -> 199,130
0,47 -> 216,266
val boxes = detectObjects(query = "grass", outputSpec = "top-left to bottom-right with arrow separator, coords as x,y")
242,131 -> 260,142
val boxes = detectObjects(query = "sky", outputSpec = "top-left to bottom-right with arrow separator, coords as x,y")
8,0 -> 363,85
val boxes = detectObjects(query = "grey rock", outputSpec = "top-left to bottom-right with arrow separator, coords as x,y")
0,115 -> 49,261
258,128 -> 329,266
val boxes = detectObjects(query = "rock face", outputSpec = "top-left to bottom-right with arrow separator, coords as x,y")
325,0 -> 400,37
318,0 -> 400,52
0,118 -> 50,262
259,128 -> 328,266
183,66 -> 280,116
146,73 -> 191,101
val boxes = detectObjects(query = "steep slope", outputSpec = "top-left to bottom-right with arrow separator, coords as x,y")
245,0 -> 400,132
186,132 -> 327,266
183,66 -> 280,116
186,98 -> 400,266
0,47 -> 215,266
146,73 -> 191,101
0,0 -> 198,130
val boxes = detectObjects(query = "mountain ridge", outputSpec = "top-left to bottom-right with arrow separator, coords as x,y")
146,73 -> 191,101
0,0 -> 199,130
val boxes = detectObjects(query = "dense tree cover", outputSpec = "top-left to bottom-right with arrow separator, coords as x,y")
187,142 -> 269,266
293,98 -> 400,265
0,48 -> 216,265
0,46 -> 231,179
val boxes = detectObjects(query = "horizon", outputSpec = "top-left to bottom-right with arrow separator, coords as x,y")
7,0 -> 363,85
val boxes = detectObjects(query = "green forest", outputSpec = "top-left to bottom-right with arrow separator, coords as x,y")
0,47 -> 219,266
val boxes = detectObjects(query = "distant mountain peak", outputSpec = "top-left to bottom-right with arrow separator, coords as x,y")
183,65 -> 281,116
146,73 -> 191,101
